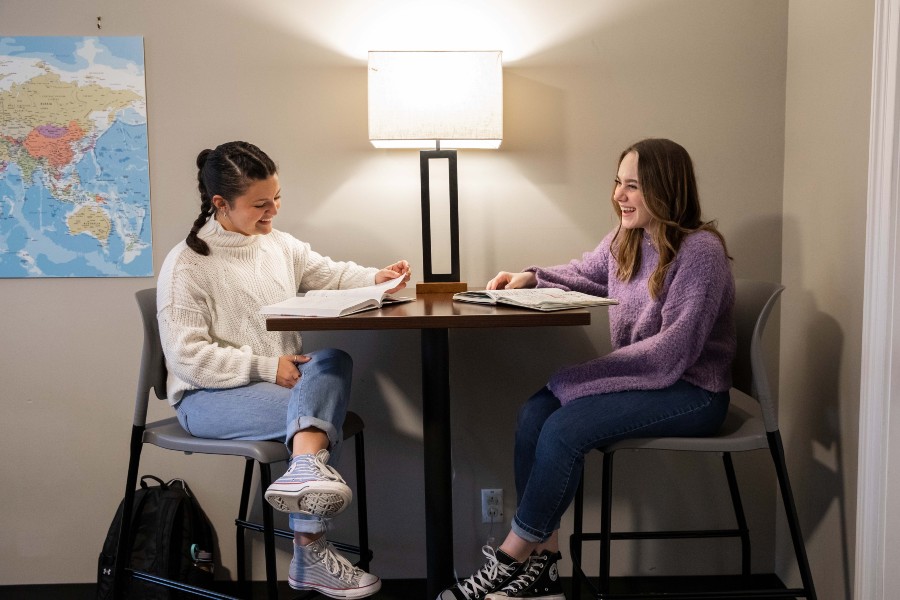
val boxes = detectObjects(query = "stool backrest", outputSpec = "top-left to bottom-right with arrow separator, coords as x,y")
731,279 -> 784,433
134,288 -> 167,428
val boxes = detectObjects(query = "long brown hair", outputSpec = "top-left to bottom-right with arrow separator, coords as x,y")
611,138 -> 729,298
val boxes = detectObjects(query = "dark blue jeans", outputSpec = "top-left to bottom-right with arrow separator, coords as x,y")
511,379 -> 730,543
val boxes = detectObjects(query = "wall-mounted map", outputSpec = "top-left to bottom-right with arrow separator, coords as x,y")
0,36 -> 151,277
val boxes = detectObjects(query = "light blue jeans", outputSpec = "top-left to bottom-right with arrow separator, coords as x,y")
511,379 -> 730,543
175,348 -> 353,534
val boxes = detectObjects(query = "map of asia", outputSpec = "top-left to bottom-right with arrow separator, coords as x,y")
0,36 -> 151,277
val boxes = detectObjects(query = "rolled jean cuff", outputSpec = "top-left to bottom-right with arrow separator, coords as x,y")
289,512 -> 328,534
287,415 -> 341,451
511,513 -> 553,544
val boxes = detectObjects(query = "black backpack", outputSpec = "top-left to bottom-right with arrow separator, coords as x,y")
97,476 -> 216,600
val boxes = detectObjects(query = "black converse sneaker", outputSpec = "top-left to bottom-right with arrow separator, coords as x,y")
485,550 -> 565,600
438,546 -> 525,600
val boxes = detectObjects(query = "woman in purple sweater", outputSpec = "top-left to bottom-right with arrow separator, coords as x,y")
439,139 -> 736,600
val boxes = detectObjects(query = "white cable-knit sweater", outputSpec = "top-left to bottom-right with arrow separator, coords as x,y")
156,217 -> 378,404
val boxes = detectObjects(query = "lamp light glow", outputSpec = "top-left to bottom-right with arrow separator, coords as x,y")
368,51 -> 502,149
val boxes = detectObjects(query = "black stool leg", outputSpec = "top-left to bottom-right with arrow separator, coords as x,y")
722,452 -> 752,576
769,432 -> 817,600
570,471 -> 586,600
258,463 -> 279,600
599,452 -> 615,595
354,430 -> 371,570
236,460 -> 254,598
112,425 -> 145,600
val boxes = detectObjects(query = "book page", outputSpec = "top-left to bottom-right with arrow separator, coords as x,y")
305,274 -> 406,301
486,289 -> 567,303
258,294 -> 370,316
491,288 -> 615,307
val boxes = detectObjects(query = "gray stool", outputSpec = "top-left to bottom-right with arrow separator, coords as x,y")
570,279 -> 816,599
112,288 -> 371,599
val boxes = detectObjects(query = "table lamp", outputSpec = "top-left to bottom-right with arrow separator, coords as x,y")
368,51 -> 503,293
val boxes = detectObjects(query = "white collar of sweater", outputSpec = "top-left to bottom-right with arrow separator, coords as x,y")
198,214 -> 262,249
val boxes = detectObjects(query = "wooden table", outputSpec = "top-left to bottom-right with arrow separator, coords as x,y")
267,293 -> 591,598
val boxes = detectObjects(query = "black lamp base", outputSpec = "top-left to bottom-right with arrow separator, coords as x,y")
420,149 -> 464,290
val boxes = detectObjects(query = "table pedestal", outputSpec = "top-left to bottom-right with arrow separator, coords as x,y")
422,328 -> 453,599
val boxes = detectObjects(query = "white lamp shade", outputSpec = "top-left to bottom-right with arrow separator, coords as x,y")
368,51 -> 503,150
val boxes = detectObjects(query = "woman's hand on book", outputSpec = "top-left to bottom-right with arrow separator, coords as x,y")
376,260 -> 411,293
487,271 -> 537,290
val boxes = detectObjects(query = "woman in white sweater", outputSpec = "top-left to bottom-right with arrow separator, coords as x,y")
157,141 -> 409,598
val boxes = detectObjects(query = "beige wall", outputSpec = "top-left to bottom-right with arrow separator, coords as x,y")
0,0 -> 865,595
780,0 -> 874,597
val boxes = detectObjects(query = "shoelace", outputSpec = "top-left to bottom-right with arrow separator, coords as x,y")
310,451 -> 344,482
502,554 -> 547,593
287,450 -> 343,483
457,546 -> 517,599
291,451 -> 348,515
313,542 -> 362,584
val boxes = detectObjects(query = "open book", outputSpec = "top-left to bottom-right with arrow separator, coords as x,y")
260,275 -> 413,317
453,288 -> 617,312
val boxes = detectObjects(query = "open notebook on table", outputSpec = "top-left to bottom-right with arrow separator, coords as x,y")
453,288 -> 617,312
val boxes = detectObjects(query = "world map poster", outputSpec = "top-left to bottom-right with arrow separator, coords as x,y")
0,36 -> 151,277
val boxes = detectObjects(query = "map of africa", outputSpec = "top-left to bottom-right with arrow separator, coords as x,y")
0,36 -> 151,277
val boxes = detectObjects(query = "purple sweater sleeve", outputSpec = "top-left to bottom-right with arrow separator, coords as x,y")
545,230 -> 735,404
527,232 -> 614,297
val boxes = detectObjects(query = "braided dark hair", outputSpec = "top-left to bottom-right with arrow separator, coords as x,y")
186,141 -> 278,255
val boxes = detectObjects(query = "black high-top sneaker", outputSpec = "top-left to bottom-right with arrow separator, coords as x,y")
485,550 -> 565,600
439,546 -> 525,600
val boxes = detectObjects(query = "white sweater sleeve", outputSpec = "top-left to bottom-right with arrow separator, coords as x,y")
292,237 -> 378,292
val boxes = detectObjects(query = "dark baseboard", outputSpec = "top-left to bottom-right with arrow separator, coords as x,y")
580,574 -> 796,599
0,575 -> 795,600
0,579 -> 426,600
0,583 -> 97,600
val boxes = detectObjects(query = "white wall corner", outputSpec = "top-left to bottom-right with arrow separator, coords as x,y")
856,0 -> 900,598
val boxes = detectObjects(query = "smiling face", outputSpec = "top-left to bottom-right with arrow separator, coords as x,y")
614,151 -> 653,230
214,174 -> 281,236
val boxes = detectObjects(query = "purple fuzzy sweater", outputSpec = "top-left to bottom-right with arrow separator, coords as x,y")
530,228 -> 736,405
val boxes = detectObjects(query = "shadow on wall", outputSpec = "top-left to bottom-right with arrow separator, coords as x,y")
502,71 -> 567,186
778,215 -> 851,600
788,293 -> 849,599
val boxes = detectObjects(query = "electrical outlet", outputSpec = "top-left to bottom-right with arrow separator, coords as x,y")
481,488 -> 503,523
